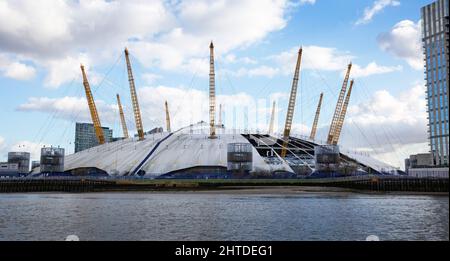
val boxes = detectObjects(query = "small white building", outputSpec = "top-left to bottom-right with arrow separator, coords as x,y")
408,168 -> 449,178
0,162 -> 19,176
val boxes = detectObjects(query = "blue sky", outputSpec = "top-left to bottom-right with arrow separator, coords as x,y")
0,0 -> 433,168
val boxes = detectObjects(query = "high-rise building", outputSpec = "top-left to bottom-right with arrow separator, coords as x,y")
74,122 -> 113,153
421,0 -> 449,167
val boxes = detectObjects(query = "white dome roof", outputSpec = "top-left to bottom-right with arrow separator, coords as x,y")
62,123 -> 293,176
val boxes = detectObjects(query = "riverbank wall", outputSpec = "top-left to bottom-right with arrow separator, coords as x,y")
0,176 -> 448,193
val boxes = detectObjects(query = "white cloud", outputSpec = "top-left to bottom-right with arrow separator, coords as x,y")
130,0 -> 289,73
0,0 -> 71,57
142,73 -> 162,85
377,20 -> 423,70
138,85 -> 282,131
0,1 -> 143,83
356,0 -> 400,25
222,45 -> 352,78
176,0 -> 287,49
303,45 -> 353,71
43,54 -> 91,88
0,0 -> 292,87
291,123 -> 311,136
256,45 -> 402,78
231,65 -> 280,78
15,86 -> 289,134
224,54 -> 237,63
369,142 -> 429,170
240,57 -> 258,65
0,54 -> 36,80
224,54 -> 257,65
271,46 -> 354,73
17,96 -> 118,126
336,83 -> 428,168
351,62 -> 402,78
347,84 -> 426,130
138,86 -> 208,129
181,57 -> 210,76
129,40 -> 185,71
9,140 -> 50,161
0,0 -> 174,59
0,137 -> 49,162
247,66 -> 280,78
3,61 -> 36,80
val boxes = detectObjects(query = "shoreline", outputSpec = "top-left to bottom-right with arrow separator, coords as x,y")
1,177 -> 448,194
195,186 -> 450,196
1,186 -> 448,196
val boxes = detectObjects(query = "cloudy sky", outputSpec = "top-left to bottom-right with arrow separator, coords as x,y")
0,0 -> 431,168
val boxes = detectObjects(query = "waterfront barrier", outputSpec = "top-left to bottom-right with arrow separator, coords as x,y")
0,179 -> 116,193
302,176 -> 449,192
0,176 -> 448,193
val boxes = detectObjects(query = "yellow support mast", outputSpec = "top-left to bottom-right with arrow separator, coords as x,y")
124,48 -> 145,141
165,100 -> 171,133
327,63 -> 352,145
331,79 -> 354,145
309,92 -> 323,140
280,47 -> 303,158
80,64 -> 105,145
209,41 -> 217,138
116,94 -> 129,139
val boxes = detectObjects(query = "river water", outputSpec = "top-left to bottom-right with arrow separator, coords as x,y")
0,191 -> 448,241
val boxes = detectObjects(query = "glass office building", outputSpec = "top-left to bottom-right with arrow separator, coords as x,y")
75,122 -> 113,153
421,0 -> 449,167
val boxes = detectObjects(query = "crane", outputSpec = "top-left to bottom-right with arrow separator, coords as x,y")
268,101 -> 276,135
124,48 -> 145,141
116,94 -> 129,139
80,64 -> 105,145
209,41 -> 217,138
331,79 -> 354,145
280,47 -> 303,158
165,100 -> 171,133
309,92 -> 323,140
327,63 -> 352,145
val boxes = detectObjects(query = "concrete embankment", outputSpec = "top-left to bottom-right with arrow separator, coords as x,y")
0,177 -> 448,193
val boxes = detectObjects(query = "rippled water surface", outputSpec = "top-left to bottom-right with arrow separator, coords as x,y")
0,192 -> 448,241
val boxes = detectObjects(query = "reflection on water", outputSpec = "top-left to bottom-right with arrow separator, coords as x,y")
0,192 -> 448,241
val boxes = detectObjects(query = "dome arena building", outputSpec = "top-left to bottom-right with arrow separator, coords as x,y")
53,123 -> 398,178
31,43 -> 400,178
